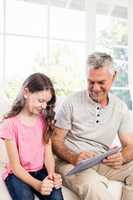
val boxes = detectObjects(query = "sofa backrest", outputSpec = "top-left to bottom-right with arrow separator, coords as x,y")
0,90 -> 10,173
0,90 -> 11,117
0,139 -> 8,174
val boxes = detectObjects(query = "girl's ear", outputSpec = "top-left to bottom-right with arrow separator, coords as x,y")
22,87 -> 30,99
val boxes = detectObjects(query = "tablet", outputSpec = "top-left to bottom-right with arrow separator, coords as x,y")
66,146 -> 121,176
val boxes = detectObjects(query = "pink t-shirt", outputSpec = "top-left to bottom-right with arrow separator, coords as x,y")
0,115 -> 46,180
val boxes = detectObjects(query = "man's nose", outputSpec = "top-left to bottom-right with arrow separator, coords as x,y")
92,83 -> 101,91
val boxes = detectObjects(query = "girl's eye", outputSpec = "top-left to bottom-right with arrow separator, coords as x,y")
38,99 -> 45,103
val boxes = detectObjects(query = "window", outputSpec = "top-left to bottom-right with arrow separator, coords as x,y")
1,0 -> 86,101
49,40 -> 86,95
50,7 -> 86,41
96,1 -> 131,109
6,0 -> 48,36
0,0 -> 131,109
0,0 -> 3,33
5,36 -> 47,80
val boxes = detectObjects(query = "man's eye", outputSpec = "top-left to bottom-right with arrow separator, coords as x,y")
89,81 -> 105,85
89,82 -> 94,85
99,82 -> 105,85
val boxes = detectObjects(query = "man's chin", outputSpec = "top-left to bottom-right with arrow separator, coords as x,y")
92,97 -> 99,103
89,94 -> 99,102
90,94 -> 102,103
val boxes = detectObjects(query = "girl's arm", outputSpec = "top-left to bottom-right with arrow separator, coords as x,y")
44,139 -> 55,175
44,139 -> 62,188
4,139 -> 53,195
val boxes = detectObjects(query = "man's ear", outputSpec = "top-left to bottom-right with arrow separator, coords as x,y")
112,70 -> 117,81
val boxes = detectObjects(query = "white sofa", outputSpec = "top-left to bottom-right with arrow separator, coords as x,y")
0,95 -> 123,200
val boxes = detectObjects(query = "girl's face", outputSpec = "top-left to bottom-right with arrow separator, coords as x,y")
23,89 -> 52,115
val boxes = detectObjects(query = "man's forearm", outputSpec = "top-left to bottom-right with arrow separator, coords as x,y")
121,144 -> 133,164
53,142 -> 77,165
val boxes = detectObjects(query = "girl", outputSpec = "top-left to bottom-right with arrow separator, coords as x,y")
0,73 -> 64,200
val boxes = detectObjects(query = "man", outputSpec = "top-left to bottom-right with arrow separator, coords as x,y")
52,52 -> 133,200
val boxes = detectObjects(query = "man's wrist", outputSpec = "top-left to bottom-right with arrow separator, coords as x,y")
121,153 -> 128,165
69,153 -> 78,165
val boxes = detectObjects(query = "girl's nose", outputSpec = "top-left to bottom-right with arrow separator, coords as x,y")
41,102 -> 47,109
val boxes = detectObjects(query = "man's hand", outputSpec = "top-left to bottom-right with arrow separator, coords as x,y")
102,152 -> 124,169
73,151 -> 96,165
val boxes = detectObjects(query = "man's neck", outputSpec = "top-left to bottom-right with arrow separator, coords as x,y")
99,95 -> 109,108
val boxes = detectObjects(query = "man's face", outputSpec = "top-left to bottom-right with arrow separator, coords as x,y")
87,67 -> 115,105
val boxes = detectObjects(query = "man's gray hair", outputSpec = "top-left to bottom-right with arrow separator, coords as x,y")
86,52 -> 115,75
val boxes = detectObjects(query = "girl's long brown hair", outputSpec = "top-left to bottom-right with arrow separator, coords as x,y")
4,73 -> 56,143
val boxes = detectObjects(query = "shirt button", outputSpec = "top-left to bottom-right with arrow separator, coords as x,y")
96,120 -> 99,123
97,107 -> 100,110
97,114 -> 100,117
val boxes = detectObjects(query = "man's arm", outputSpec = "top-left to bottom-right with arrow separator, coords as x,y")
52,127 -> 96,165
120,133 -> 133,163
52,127 -> 78,165
103,133 -> 133,168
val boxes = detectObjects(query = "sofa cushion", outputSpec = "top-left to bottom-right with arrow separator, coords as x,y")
108,180 -> 122,199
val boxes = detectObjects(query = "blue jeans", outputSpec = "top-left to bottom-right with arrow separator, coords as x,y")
5,169 -> 64,200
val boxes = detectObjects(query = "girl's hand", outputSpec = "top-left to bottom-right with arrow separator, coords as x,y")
40,176 -> 54,195
48,173 -> 62,189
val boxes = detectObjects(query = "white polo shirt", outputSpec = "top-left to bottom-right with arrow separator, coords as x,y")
55,90 -> 133,154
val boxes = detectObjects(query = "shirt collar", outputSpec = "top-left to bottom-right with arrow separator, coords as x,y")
85,90 -> 113,109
